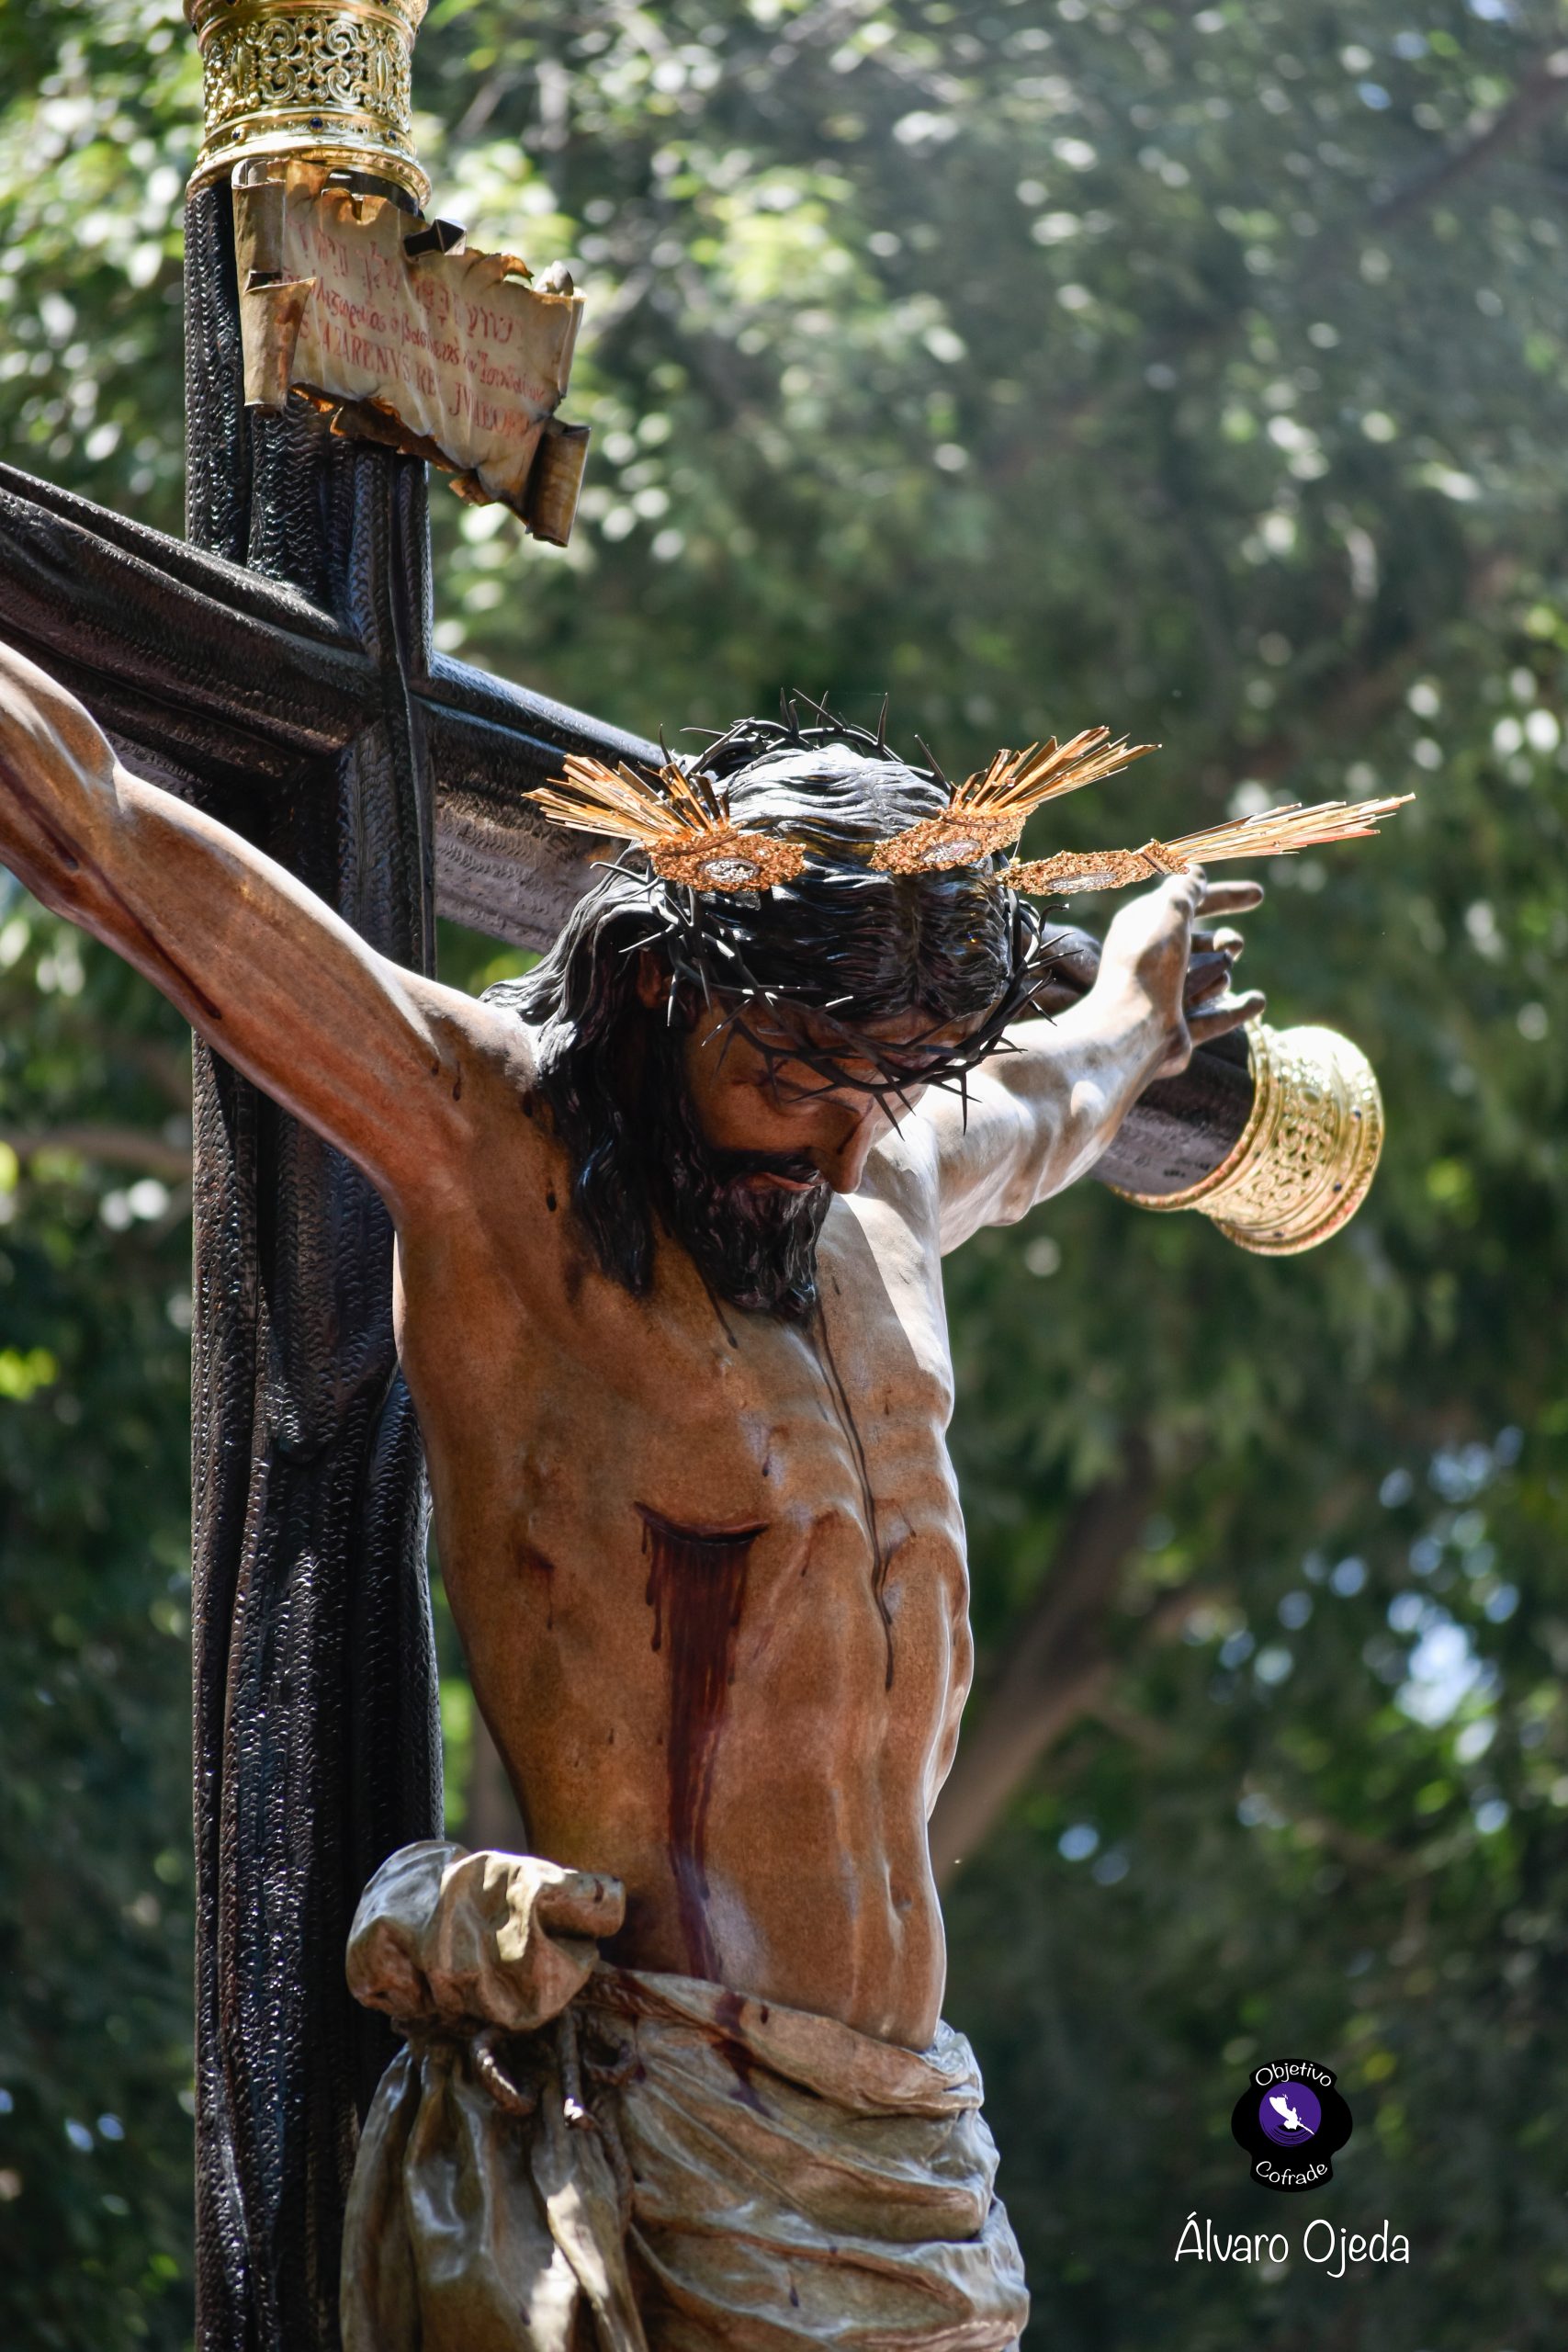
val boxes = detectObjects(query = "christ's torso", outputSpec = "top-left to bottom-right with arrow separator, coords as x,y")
393,1064 -> 971,2052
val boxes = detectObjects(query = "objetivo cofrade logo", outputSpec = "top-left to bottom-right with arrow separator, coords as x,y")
1231,2061 -> 1353,2191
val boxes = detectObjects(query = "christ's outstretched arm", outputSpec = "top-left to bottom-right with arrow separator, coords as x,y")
0,641 -> 509,1215
927,870 -> 1265,1252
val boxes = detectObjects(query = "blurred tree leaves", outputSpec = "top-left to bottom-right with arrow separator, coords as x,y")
0,877 -> 196,2348
3,0 -> 1568,2345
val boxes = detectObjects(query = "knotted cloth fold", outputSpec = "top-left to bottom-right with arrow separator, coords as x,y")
342,1840 -> 644,2352
342,1842 -> 1030,2352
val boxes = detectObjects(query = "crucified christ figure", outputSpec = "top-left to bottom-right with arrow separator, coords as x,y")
0,645 -> 1263,2352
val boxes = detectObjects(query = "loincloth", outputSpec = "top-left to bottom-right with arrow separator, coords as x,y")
342,1842 -> 1029,2352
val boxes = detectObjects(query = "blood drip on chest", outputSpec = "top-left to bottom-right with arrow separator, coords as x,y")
639,1505 -> 766,1981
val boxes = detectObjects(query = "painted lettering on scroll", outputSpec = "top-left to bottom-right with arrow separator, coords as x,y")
232,161 -> 589,542
299,219 -> 561,438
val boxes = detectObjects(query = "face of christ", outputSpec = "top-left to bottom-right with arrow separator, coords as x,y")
632,954 -> 986,1319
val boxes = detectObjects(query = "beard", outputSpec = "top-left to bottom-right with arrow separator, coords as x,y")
640,1020 -> 829,1321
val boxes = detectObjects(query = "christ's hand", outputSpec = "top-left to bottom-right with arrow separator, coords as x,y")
1095,869 -> 1266,1080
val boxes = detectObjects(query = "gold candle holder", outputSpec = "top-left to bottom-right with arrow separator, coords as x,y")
1115,1021 -> 1385,1256
186,0 -> 431,209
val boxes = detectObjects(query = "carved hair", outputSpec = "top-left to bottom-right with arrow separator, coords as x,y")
490,721 -> 1056,1299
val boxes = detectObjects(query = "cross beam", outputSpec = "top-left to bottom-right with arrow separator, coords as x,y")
0,457 -> 649,951
0,443 -> 1253,1202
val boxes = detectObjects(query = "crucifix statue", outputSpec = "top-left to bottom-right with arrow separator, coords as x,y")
0,7 -> 1401,2349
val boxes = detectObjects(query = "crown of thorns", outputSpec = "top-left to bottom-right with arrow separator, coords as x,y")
529,700 -> 1411,902
525,699 -> 1411,1111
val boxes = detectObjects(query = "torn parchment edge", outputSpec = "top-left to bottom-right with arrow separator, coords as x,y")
231,161 -> 591,548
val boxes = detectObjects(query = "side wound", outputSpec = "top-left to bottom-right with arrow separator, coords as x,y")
638,1504 -> 767,1983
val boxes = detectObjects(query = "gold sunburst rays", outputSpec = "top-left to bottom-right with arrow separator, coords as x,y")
1004,794 -> 1415,899
870,727 -> 1156,876
527,753 -> 807,893
1165,795 -> 1416,865
530,739 -> 1412,902
528,750 -> 722,842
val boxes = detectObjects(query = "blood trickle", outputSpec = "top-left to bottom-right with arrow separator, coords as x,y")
713,1985 -> 764,2111
639,1505 -> 765,1982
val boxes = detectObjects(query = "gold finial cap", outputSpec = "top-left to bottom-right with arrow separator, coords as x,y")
186,0 -> 431,209
1116,1021 -> 1385,1255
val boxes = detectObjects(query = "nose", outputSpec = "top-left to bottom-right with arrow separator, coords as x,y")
812,1106 -> 886,1194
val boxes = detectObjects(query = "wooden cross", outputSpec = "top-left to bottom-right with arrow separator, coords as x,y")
0,162 -> 656,2351
0,34 -> 1251,2352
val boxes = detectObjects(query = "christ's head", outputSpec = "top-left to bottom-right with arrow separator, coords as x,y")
493,713 -> 1053,1318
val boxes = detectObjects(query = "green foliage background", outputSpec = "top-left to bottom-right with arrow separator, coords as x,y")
2,1 -> 1567,2344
